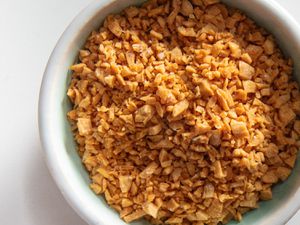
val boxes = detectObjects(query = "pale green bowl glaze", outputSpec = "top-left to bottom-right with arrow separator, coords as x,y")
39,0 -> 300,224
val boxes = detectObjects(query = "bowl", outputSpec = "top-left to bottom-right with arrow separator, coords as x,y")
39,0 -> 300,224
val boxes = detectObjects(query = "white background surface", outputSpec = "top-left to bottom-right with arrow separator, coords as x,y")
0,0 -> 299,224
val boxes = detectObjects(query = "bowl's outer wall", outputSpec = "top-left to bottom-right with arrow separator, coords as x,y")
39,0 -> 300,225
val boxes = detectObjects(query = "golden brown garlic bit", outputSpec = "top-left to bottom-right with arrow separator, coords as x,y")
68,0 -> 300,224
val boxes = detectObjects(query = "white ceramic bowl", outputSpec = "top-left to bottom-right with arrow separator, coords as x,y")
39,0 -> 300,225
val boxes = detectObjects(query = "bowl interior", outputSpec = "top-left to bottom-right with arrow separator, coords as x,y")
45,0 -> 300,224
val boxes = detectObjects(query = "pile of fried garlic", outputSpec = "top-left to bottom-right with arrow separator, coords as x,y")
67,0 -> 300,224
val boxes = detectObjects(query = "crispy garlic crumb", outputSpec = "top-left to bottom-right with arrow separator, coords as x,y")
67,0 -> 300,224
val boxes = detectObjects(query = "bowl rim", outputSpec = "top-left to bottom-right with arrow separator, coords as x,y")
39,0 -> 300,225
